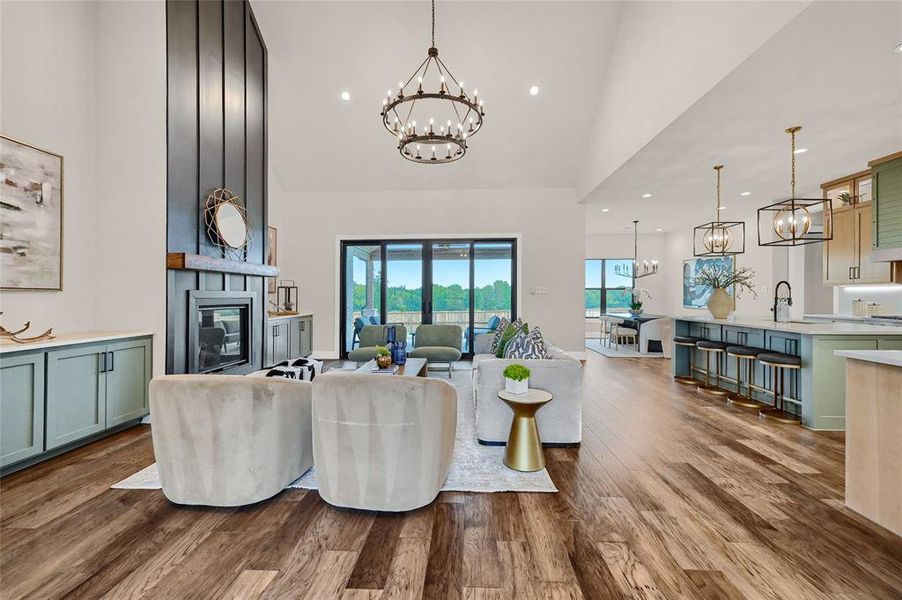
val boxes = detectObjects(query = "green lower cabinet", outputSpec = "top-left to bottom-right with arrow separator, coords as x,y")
877,337 -> 902,350
0,352 -> 46,467
804,336 -> 878,430
46,342 -> 108,450
106,338 -> 152,427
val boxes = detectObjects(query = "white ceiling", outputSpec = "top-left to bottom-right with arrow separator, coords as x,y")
253,0 -> 901,231
584,0 -> 902,233
252,0 -> 621,193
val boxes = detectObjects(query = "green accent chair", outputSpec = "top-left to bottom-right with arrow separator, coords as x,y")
348,325 -> 407,363
408,324 -> 463,377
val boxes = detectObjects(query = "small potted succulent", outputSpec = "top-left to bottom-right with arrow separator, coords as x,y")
375,345 -> 392,369
628,300 -> 643,316
503,364 -> 530,395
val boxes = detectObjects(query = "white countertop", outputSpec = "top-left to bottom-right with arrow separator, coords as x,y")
805,313 -> 902,326
834,350 -> 902,368
267,312 -> 313,322
673,315 -> 902,336
0,331 -> 154,354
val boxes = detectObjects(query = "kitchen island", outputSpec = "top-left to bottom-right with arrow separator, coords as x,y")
834,350 -> 902,536
672,316 -> 902,430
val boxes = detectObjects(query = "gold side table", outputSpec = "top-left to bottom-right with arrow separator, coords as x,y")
498,389 -> 553,472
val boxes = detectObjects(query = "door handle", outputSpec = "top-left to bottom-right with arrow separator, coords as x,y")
108,351 -> 114,372
100,352 -> 107,373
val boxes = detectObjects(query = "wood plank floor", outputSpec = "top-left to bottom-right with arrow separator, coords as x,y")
2,352 -> 901,599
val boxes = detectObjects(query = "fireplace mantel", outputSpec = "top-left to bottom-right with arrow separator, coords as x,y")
167,253 -> 279,277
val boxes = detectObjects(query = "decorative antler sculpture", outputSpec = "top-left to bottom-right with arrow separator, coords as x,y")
0,313 -> 55,344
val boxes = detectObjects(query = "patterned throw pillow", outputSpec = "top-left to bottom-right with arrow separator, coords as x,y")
504,327 -> 547,359
248,357 -> 323,382
496,319 -> 527,358
489,317 -> 511,353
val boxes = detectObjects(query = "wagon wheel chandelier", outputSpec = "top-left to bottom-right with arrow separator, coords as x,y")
380,0 -> 485,164
693,165 -> 746,256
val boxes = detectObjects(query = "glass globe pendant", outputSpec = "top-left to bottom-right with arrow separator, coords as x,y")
693,165 -> 745,257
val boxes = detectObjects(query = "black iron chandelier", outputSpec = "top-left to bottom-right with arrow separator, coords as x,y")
380,0 -> 485,164
757,126 -> 832,246
693,165 -> 745,256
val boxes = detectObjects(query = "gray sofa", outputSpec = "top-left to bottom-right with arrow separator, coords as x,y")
472,333 -> 582,446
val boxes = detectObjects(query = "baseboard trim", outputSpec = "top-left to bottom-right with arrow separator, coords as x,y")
477,438 -> 581,448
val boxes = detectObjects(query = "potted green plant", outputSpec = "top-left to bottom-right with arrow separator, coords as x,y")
691,264 -> 757,319
503,364 -> 531,395
375,345 -> 392,369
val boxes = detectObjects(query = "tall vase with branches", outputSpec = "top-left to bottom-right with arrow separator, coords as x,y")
691,264 -> 756,319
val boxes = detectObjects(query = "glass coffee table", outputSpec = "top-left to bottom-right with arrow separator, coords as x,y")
355,358 -> 428,377
497,389 -> 553,472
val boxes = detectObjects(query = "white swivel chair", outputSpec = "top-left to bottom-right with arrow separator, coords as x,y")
639,318 -> 672,356
150,375 -> 314,507
312,373 -> 457,512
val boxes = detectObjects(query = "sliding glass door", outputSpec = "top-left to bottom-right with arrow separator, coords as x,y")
341,239 -> 516,357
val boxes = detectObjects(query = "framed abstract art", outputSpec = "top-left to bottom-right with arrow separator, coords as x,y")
0,136 -> 63,290
682,256 -> 735,308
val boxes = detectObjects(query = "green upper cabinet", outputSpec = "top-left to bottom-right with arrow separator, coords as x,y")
0,352 -> 46,467
46,342 -> 108,450
870,151 -> 902,256
106,338 -> 152,427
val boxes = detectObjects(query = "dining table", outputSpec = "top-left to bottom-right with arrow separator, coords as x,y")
602,312 -> 667,352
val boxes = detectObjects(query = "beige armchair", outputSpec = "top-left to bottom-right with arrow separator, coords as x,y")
149,375 -> 313,507
312,373 -> 457,512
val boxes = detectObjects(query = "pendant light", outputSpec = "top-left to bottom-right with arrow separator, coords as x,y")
693,165 -> 745,256
615,221 -> 658,279
757,126 -> 832,246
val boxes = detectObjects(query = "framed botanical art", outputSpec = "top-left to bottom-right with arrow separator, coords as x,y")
266,226 -> 277,294
682,256 -> 735,308
0,136 -> 63,290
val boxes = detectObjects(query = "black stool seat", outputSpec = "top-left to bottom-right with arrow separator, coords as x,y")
726,345 -> 766,357
697,340 -> 729,351
758,352 -> 801,366
673,336 -> 701,345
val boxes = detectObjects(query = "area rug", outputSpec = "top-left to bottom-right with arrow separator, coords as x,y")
112,365 -> 557,494
586,339 -> 665,358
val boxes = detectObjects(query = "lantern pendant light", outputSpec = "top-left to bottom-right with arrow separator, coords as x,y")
757,126 -> 833,246
693,165 -> 745,257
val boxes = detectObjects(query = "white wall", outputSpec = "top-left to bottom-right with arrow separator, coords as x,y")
1,0 -> 167,374
274,187 -> 586,355
1,1 -> 99,333
93,1 -> 167,375
584,233 -> 669,314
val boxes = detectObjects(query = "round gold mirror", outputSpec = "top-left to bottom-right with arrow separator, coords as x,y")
215,202 -> 247,248
204,188 -> 251,258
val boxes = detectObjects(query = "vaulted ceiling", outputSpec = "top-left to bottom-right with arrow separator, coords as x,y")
253,1 -> 902,232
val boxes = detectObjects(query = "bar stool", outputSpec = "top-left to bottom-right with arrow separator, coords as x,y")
696,340 -> 730,396
672,336 -> 702,384
724,345 -> 768,409
757,352 -> 802,424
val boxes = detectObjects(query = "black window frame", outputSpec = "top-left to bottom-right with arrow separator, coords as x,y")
585,258 -> 634,318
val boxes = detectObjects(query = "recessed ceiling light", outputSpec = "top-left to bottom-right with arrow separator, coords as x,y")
601,208 -> 610,212
793,148 -> 807,154
529,85 -> 539,96
340,91 -> 351,102
642,193 -> 652,198
740,191 -> 751,196
895,42 -> 902,54
718,206 -> 727,210
656,227 -> 663,232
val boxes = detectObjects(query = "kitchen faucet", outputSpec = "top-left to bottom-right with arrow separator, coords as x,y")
772,280 -> 792,322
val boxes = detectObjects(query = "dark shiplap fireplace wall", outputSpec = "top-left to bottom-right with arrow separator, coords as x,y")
166,0 -> 268,374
